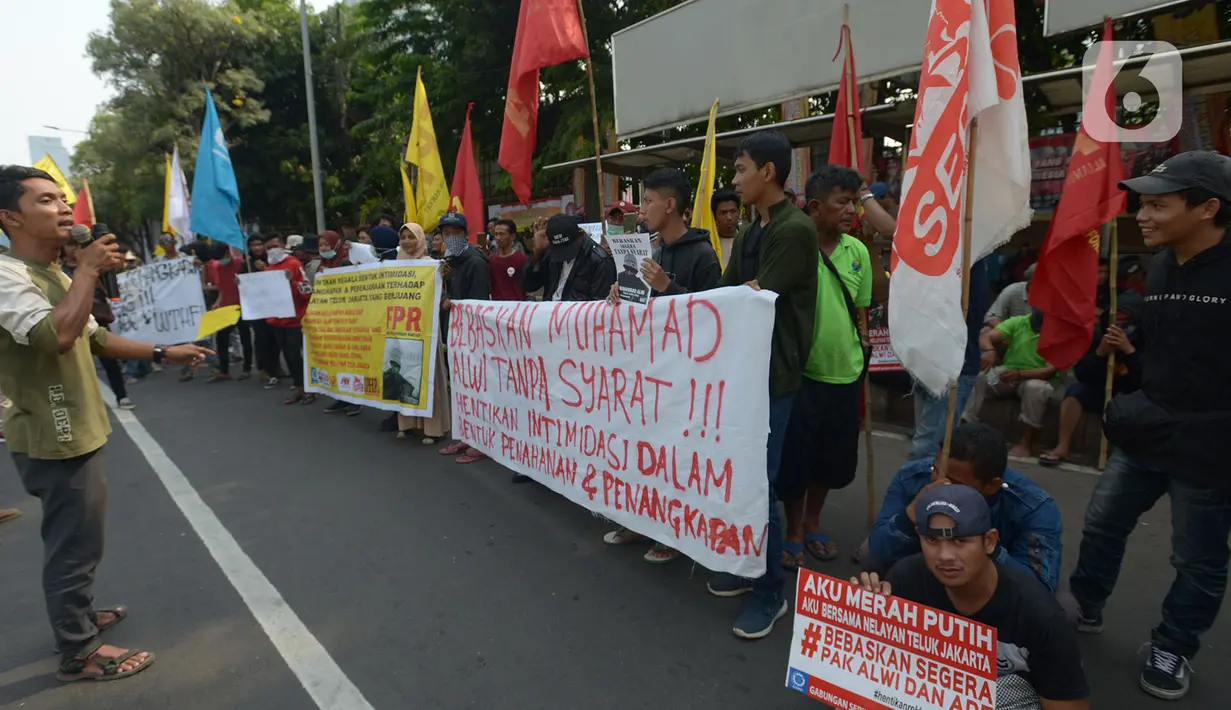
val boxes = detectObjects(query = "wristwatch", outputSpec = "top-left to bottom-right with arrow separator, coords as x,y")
152,345 -> 167,364
860,193 -> 877,204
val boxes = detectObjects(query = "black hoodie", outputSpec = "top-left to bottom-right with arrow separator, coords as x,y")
652,227 -> 721,296
1103,236 -> 1231,487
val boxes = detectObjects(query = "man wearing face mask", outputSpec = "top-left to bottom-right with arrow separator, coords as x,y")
438,212 -> 490,307
203,246 -> 253,383
262,234 -> 314,405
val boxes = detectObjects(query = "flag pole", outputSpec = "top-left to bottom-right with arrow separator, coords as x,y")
573,0 -> 607,242
841,6 -> 877,527
1098,218 -> 1119,469
939,119 -> 979,478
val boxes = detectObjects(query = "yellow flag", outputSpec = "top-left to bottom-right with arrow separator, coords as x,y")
404,67 -> 450,231
196,305 -> 241,339
400,163 -> 415,225
33,154 -> 77,206
691,98 -> 722,262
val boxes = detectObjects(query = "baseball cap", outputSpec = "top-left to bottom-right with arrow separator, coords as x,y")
1119,150 -> 1231,203
546,213 -> 583,263
869,182 -> 890,200
915,484 -> 993,539
607,200 -> 635,218
286,234 -> 304,249
438,212 -> 468,232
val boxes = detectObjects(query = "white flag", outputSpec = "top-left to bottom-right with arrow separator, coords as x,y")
168,146 -> 193,246
888,0 -> 1032,395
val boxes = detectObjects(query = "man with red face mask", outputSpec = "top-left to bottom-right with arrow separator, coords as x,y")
1071,151 -> 1231,701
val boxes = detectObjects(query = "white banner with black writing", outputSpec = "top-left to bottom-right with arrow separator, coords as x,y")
116,257 -> 206,344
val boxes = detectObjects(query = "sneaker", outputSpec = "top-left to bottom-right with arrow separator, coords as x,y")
151,364 -> 163,373
124,377 -> 139,386
707,573 -> 753,598
118,398 -> 136,411
263,377 -> 280,390
345,406 -> 362,417
1140,643 -> 1192,700
207,373 -> 231,384
1077,609 -> 1104,635
324,400 -> 349,414
733,595 -> 790,640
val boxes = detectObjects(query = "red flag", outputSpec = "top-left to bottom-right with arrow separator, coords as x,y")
828,23 -> 864,175
498,0 -> 589,204
1031,18 -> 1127,369
72,181 -> 95,228
451,103 -> 485,244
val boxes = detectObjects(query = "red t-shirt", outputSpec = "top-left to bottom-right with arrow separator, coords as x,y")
265,256 -> 312,328
206,259 -> 243,308
489,250 -> 529,301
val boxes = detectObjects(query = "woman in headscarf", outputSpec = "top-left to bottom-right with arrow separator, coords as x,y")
393,222 -> 452,444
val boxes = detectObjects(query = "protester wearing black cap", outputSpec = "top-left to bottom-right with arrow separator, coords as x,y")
523,213 -> 615,302
855,484 -> 1090,710
1071,150 -> 1231,700
438,212 -> 489,306
1039,291 -> 1144,467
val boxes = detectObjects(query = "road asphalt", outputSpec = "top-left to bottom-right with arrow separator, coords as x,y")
0,369 -> 1226,709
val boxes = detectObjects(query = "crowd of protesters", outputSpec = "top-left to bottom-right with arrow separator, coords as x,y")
3,141 -> 1229,705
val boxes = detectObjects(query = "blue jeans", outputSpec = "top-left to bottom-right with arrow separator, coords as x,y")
751,394 -> 795,601
1070,450 -> 1231,658
125,360 -> 152,379
908,374 -> 977,461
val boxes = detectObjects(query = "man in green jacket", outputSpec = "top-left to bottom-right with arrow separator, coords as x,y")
706,130 -> 818,639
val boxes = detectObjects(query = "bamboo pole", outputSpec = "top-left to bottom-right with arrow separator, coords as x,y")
1098,220 -> 1119,469
574,0 -> 608,244
839,7 -> 878,527
938,119 -> 979,479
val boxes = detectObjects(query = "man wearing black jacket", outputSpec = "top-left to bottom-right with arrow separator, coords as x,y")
523,214 -> 615,302
438,212 -> 489,306
1070,151 -> 1231,701
601,168 -> 720,562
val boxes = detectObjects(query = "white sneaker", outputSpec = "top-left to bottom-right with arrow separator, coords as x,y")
118,398 -> 136,411
151,364 -> 163,373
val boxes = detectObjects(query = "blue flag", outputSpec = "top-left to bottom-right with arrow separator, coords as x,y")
190,87 -> 244,250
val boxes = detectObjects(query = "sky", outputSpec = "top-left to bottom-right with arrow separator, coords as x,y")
0,0 -> 332,168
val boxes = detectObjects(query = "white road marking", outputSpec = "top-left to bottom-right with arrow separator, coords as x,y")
101,387 -> 376,710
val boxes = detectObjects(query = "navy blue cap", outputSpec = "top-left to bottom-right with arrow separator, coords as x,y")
869,182 -> 890,200
438,212 -> 468,232
915,484 -> 992,538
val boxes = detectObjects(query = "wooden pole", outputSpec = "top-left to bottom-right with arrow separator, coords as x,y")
839,7 -> 878,527
938,119 -> 979,479
574,0 -> 608,244
1098,219 -> 1119,469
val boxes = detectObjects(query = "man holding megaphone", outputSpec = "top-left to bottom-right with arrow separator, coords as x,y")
0,165 -> 211,683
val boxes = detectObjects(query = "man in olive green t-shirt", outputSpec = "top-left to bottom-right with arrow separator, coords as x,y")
0,165 -> 210,683
967,310 -> 1059,457
777,166 -> 872,570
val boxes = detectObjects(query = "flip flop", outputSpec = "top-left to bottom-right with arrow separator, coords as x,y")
603,528 -> 646,546
782,542 -> 805,572
805,533 -> 839,562
1038,453 -> 1067,468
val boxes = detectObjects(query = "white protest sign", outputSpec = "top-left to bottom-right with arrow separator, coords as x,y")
786,571 -> 997,709
237,270 -> 296,320
609,232 -> 654,305
115,257 -> 206,344
579,222 -> 605,244
448,287 -> 775,577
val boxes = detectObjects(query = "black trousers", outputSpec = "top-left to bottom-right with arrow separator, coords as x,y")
272,325 -> 304,387
12,448 -> 108,659
216,320 -> 253,376
98,356 -> 127,400
250,320 -> 283,377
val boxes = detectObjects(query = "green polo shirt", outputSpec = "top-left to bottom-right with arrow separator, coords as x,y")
804,235 -> 872,384
996,315 -> 1049,372
0,254 -> 111,459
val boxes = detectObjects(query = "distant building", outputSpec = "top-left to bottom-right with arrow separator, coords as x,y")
28,136 -> 72,177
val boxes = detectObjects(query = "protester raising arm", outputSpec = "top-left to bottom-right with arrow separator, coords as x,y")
44,236 -> 122,354
521,217 -> 550,294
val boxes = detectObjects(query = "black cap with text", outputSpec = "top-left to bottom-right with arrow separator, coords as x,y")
546,213 -> 583,263
915,484 -> 993,539
1119,150 -> 1231,203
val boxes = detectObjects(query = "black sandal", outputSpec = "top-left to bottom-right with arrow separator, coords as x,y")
57,639 -> 155,682
51,606 -> 128,654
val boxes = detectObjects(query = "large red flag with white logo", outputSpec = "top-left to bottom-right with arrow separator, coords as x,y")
889,0 -> 1033,395
497,0 -> 590,205
1031,18 -> 1126,369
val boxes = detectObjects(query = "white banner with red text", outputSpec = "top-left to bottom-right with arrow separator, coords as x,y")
447,287 -> 775,577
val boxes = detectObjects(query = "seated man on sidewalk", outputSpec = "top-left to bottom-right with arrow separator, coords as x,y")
1039,292 -> 1144,466
964,309 -> 1058,458
860,423 -> 1063,592
854,485 -> 1090,710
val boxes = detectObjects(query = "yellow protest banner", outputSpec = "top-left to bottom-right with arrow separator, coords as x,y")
196,305 -> 241,339
302,261 -> 442,415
